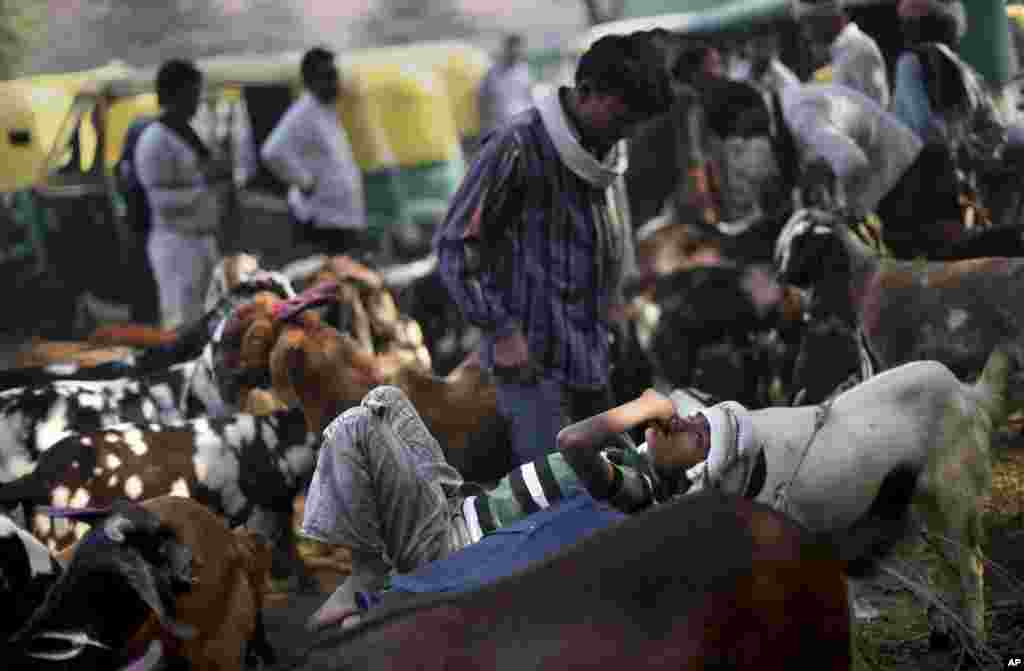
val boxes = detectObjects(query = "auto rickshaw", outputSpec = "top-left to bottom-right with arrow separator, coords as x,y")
3,42 -> 490,335
0,62 -> 136,276
187,41 -> 489,264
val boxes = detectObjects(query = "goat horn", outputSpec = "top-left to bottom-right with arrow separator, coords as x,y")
104,514 -> 134,543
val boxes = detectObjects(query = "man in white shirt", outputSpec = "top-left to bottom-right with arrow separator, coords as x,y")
478,34 -> 535,136
135,59 -> 224,330
791,0 -> 891,108
773,80 -> 964,255
261,47 -> 367,257
779,83 -> 920,217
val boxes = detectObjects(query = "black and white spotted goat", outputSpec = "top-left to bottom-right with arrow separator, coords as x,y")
0,260 -> 297,482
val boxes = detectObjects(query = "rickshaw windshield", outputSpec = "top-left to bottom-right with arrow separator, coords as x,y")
43,95 -> 101,180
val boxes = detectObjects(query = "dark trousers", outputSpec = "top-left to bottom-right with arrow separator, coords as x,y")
877,143 -> 962,259
496,373 -> 614,467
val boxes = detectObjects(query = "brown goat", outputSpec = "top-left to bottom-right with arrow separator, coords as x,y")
124,496 -> 274,671
8,340 -> 137,371
268,311 -> 512,484
311,256 -> 431,371
32,496 -> 274,671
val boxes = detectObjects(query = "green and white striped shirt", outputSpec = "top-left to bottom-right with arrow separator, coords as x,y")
458,445 -> 659,543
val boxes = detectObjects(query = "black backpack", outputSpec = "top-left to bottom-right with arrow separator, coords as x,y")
115,116 -> 155,236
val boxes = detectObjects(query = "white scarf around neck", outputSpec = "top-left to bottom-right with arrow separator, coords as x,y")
535,88 -> 627,190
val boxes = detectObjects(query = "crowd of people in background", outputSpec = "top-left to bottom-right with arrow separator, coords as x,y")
109,0 -> 1024,628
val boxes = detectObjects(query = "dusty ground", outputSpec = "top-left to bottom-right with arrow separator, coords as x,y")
850,448 -> 1024,671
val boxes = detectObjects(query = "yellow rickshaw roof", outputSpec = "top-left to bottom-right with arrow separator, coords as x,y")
80,41 -> 491,99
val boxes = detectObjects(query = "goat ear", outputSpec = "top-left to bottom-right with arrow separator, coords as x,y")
268,331 -> 304,405
240,317 -> 277,370
20,518 -> 198,646
111,551 -> 198,641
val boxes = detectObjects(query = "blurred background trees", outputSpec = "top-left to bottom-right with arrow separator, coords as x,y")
29,0 -> 310,75
0,0 -> 47,79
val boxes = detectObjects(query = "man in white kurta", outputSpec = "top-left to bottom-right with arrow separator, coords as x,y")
791,0 -> 891,108
135,59 -> 222,330
777,82 -> 923,219
261,47 -> 366,257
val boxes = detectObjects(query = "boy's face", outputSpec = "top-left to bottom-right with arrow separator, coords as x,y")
647,421 -> 707,474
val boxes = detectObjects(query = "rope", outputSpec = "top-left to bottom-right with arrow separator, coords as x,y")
773,397 -> 833,513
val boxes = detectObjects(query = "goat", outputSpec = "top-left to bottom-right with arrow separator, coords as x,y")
6,496 -> 274,671
775,206 -> 1024,415
267,305 -> 514,485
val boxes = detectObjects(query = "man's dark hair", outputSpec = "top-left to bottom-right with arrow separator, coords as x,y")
906,11 -> 961,47
301,47 -> 335,87
575,32 -> 672,119
504,33 -> 523,48
156,59 -> 201,107
671,44 -> 718,84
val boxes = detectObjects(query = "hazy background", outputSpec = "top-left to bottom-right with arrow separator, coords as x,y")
0,0 -> 628,78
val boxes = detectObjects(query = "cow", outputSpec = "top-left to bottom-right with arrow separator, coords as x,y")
289,493 -> 854,671
5,496 -> 274,671
0,407 -> 318,590
0,513 -> 62,644
774,206 -> 1024,418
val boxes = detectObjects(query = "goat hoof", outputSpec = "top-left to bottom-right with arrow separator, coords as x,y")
852,597 -> 882,622
928,629 -> 955,651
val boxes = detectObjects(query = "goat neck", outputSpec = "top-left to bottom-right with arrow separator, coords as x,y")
815,223 -> 883,327
389,358 -> 497,448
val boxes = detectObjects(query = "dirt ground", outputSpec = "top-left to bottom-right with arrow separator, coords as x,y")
256,450 -> 1024,671
851,448 -> 1024,671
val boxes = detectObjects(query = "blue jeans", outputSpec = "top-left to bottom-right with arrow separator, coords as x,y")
496,376 -> 613,467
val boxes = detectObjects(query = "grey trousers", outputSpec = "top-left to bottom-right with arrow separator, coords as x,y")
301,386 -> 472,582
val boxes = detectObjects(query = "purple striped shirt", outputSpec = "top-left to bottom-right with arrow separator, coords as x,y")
435,106 -> 630,389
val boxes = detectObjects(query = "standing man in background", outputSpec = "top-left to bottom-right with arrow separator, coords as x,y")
262,47 -> 367,257
436,33 -> 671,466
791,0 -> 891,108
135,59 -> 224,330
478,34 -> 535,136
